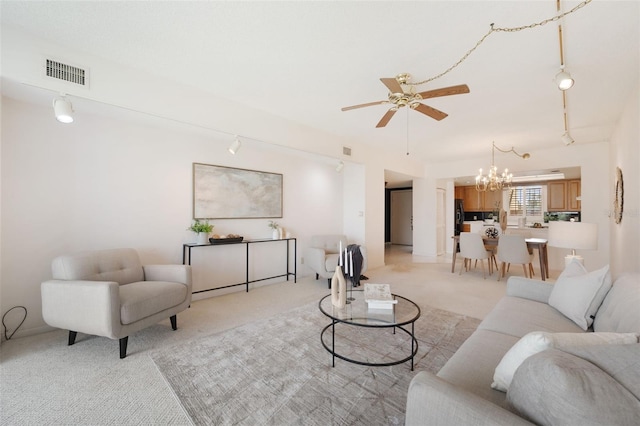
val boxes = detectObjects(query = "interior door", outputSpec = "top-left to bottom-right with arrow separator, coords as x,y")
390,189 -> 413,245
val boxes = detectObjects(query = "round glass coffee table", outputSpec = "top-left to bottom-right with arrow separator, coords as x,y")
318,289 -> 421,370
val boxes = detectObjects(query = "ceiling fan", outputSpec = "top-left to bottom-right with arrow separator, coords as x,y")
341,73 -> 470,128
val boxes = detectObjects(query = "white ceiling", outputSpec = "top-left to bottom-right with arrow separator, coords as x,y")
1,1 -> 638,168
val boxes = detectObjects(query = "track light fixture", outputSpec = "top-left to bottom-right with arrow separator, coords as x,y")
555,68 -> 574,90
336,161 -> 344,172
561,132 -> 575,146
53,96 -> 74,123
228,136 -> 241,154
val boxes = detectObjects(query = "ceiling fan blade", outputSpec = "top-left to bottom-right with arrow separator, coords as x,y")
413,103 -> 448,121
341,100 -> 388,111
417,84 -> 470,100
376,108 -> 397,128
380,77 -> 403,94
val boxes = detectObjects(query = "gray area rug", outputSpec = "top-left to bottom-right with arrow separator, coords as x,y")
150,301 -> 480,425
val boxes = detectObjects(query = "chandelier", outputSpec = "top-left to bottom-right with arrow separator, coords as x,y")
476,142 -> 530,192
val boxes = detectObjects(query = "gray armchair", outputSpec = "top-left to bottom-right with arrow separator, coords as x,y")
41,248 -> 192,358
304,235 -> 367,287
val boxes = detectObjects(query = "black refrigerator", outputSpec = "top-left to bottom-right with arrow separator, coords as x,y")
454,199 -> 464,235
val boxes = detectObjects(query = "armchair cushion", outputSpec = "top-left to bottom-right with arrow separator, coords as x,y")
120,281 -> 188,325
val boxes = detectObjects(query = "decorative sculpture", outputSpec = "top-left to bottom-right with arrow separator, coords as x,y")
330,267 -> 347,308
500,209 -> 508,233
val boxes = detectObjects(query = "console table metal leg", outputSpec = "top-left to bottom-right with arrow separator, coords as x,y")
286,240 -> 290,281
245,243 -> 249,292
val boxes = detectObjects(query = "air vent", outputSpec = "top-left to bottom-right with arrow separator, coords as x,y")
45,59 -> 87,86
342,146 -> 352,156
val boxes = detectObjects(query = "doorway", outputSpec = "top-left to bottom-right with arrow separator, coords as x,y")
390,189 -> 413,245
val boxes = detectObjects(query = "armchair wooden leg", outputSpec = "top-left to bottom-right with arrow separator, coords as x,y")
315,273 -> 319,280
327,278 -> 331,289
170,315 -> 177,331
68,331 -> 77,346
119,337 -> 128,359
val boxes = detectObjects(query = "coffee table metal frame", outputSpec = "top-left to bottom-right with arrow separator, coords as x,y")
318,290 -> 421,371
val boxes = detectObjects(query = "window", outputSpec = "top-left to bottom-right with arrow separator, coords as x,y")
509,186 -> 543,216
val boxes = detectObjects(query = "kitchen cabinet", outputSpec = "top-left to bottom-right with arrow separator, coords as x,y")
463,186 -> 483,211
547,181 -> 567,211
460,186 -> 503,212
454,186 -> 465,200
483,190 -> 503,213
567,180 -> 581,210
547,180 -> 581,211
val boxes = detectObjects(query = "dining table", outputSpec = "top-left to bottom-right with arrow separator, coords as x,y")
451,235 -> 549,281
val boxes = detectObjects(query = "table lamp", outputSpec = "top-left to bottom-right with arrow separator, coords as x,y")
548,221 -> 598,266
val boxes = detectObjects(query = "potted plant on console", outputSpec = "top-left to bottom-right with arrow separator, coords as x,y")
188,220 -> 214,245
268,220 -> 280,240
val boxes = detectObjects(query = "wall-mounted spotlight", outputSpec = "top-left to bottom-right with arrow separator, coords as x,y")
561,132 -> 575,146
53,96 -> 74,123
555,68 -> 574,90
228,136 -> 241,154
336,161 -> 344,172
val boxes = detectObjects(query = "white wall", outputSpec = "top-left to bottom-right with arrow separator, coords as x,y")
0,96 -> 345,338
609,82 -> 639,277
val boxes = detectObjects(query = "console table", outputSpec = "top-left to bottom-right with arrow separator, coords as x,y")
182,238 -> 296,294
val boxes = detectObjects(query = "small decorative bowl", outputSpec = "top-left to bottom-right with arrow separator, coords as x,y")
485,227 -> 499,239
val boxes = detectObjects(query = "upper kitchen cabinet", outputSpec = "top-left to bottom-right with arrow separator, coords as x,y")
459,186 -> 504,212
548,180 -> 581,211
463,186 -> 483,211
567,179 -> 581,210
455,186 -> 465,199
483,189 -> 503,212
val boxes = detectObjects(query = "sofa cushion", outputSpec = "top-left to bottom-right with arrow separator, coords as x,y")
120,281 -> 188,325
561,343 -> 640,400
507,348 -> 640,426
594,273 -> 640,333
548,262 -> 612,330
491,331 -> 638,392
437,329 -> 519,409
479,296 -> 583,338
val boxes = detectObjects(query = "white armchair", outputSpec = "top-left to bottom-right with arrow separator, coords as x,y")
304,235 -> 367,287
41,248 -> 192,358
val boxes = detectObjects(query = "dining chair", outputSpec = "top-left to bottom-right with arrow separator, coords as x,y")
495,235 -> 535,281
458,232 -> 494,279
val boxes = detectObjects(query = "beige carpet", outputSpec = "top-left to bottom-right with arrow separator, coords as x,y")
0,248 -> 539,424
150,301 -> 480,425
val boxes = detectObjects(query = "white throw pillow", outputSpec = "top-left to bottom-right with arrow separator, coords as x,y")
491,331 -> 638,392
548,261 -> 612,330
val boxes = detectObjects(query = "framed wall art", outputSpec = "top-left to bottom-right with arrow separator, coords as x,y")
193,163 -> 283,219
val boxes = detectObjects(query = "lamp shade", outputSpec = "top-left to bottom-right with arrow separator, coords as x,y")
548,222 -> 598,252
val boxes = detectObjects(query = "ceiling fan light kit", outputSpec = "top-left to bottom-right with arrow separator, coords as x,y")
341,73 -> 470,128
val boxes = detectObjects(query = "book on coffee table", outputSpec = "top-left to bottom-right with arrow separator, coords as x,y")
364,283 -> 397,309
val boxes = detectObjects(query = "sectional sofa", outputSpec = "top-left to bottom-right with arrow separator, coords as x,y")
405,264 -> 640,425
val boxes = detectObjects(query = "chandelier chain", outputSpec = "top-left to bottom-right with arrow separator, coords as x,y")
408,0 -> 592,86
